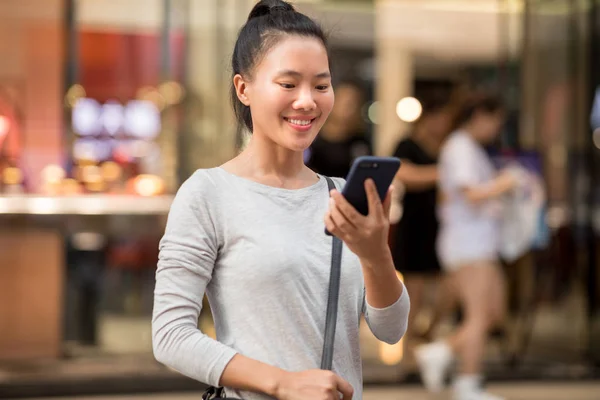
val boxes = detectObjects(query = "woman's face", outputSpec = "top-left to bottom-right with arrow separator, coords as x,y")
474,110 -> 505,144
424,108 -> 453,140
330,84 -> 362,122
235,35 -> 334,152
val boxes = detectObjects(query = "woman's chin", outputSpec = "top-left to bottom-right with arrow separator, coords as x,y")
280,133 -> 316,153
287,138 -> 314,153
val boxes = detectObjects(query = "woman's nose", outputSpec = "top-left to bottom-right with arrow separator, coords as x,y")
293,88 -> 316,111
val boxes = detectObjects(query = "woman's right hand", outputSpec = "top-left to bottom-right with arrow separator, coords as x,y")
274,369 -> 354,400
496,168 -> 519,193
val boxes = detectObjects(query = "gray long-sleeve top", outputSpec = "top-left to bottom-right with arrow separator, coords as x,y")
152,168 -> 410,399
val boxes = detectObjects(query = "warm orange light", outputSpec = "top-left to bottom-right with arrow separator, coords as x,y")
137,87 -> 166,111
85,180 -> 106,192
158,81 -> 185,105
2,167 -> 22,185
379,340 -> 404,365
62,178 -> 83,195
81,165 -> 102,184
396,270 -> 404,282
65,84 -> 86,108
42,164 -> 66,184
101,161 -> 123,182
0,115 -> 10,138
133,174 -> 164,197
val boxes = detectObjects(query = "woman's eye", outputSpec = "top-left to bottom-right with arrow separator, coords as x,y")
279,83 -> 294,89
316,85 -> 329,91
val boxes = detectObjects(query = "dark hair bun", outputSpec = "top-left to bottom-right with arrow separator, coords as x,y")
248,0 -> 295,21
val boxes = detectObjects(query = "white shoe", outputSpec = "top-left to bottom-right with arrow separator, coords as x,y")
414,341 -> 453,392
453,375 -> 505,400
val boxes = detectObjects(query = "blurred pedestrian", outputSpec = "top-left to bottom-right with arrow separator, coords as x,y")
306,79 -> 371,178
391,92 -> 456,344
415,93 -> 516,400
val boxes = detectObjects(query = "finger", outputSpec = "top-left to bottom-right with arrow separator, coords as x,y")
382,185 -> 394,219
335,375 -> 354,400
364,179 -> 383,217
324,211 -> 340,238
329,197 -> 357,233
331,190 -> 363,226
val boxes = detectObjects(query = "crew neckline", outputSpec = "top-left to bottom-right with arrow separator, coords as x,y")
213,167 -> 327,197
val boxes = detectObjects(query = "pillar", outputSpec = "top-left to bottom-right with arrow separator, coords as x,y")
182,0 -> 255,174
374,1 -> 415,156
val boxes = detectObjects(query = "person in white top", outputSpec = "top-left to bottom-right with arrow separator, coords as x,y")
414,93 -> 517,400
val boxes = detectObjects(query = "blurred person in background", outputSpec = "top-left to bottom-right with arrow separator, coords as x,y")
306,79 -> 371,178
152,1 -> 410,399
390,90 -> 456,347
415,93 -> 516,400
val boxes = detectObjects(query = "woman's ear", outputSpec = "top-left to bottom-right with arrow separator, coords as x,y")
233,74 -> 250,106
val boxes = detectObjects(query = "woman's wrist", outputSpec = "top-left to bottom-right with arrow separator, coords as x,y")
219,354 -> 288,397
264,366 -> 288,397
359,247 -> 394,271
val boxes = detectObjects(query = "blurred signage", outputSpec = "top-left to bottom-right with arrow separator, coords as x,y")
71,98 -> 161,163
72,98 -> 161,139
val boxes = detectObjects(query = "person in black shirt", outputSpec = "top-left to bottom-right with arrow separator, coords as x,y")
391,93 -> 456,342
306,80 -> 371,178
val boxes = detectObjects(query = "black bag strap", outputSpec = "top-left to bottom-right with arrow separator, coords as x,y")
321,176 -> 343,371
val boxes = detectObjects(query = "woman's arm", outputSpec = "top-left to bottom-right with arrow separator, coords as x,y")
462,170 -> 516,204
218,355 -> 283,396
325,180 -> 410,345
394,160 -> 438,191
152,177 -> 239,387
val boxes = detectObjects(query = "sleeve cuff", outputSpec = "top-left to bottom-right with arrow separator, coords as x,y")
207,347 -> 239,387
364,281 -> 410,344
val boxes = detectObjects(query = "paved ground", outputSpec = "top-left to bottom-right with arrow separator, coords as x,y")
20,382 -> 600,400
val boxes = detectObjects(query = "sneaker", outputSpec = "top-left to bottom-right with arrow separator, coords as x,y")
414,341 -> 453,392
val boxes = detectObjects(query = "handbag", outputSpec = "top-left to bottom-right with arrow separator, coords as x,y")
202,176 -> 343,399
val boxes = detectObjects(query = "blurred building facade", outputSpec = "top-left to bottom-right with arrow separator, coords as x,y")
0,0 -> 599,397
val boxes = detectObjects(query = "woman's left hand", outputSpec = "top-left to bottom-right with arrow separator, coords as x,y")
324,179 -> 393,262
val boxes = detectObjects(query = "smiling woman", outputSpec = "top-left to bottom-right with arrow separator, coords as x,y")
151,1 -> 410,400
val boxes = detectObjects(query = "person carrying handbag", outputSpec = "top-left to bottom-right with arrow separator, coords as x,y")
151,1 -> 410,399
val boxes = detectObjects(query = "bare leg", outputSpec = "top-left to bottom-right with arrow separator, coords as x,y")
446,263 -> 497,374
487,263 -> 507,330
414,262 -> 507,399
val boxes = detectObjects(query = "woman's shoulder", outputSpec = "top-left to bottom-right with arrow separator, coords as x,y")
180,167 -> 219,188
441,131 -> 474,153
174,168 -> 224,203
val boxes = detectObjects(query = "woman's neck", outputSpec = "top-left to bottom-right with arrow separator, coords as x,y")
223,133 -> 317,189
412,125 -> 442,155
461,123 -> 484,144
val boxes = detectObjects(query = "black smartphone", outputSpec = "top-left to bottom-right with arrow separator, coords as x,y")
325,156 -> 401,235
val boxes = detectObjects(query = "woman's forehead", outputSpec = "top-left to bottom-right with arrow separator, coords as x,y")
257,35 -> 329,77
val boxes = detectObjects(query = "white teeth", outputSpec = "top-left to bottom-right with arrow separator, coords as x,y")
288,118 -> 311,126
